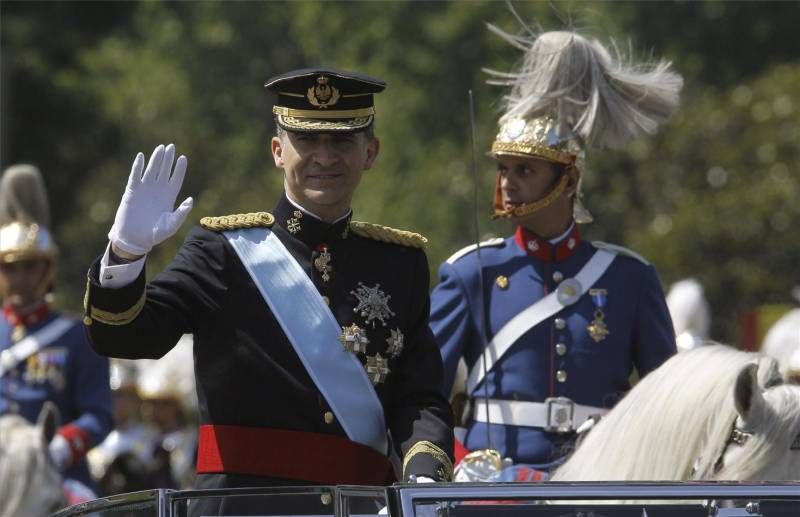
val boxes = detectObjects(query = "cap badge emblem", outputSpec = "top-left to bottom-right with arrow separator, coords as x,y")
307,76 -> 340,109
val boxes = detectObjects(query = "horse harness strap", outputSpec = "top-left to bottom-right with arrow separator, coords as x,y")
471,397 -> 607,433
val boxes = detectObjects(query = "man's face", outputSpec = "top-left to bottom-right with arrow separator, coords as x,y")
495,155 -> 576,231
272,131 -> 379,219
0,259 -> 50,307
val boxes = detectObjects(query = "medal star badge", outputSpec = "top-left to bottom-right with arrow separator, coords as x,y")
350,282 -> 396,327
587,288 -> 610,342
314,245 -> 333,282
338,323 -> 369,354
365,353 -> 390,385
386,328 -> 405,358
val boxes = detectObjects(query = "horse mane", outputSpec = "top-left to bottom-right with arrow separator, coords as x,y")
552,344 -> 780,481
0,414 -> 65,515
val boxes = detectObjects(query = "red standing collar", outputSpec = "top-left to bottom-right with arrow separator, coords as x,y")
514,224 -> 581,262
3,301 -> 51,327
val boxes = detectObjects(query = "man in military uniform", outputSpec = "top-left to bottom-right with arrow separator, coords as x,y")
430,30 -> 681,478
83,69 -> 454,501
0,164 -> 113,497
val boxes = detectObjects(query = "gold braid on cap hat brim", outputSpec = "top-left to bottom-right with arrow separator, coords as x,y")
492,173 -> 570,220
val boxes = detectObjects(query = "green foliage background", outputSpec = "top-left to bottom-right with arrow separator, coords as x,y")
2,1 -> 799,345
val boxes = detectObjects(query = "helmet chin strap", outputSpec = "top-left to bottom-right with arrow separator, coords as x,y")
491,173 -> 570,220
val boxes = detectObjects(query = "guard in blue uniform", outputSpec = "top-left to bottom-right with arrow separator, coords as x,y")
82,69 -> 453,504
0,164 -> 113,494
430,29 -> 682,476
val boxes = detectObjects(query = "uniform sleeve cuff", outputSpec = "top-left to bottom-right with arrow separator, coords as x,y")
56,423 -> 90,463
100,243 -> 146,288
84,256 -> 147,326
402,441 -> 454,482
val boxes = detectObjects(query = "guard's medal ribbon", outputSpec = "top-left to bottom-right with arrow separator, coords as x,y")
587,288 -> 609,342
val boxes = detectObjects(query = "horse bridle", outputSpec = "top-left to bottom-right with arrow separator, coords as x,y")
710,407 -> 800,475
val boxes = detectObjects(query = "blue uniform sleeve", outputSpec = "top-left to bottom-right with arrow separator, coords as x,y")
632,265 -> 677,377
67,323 -> 113,447
429,261 -> 476,397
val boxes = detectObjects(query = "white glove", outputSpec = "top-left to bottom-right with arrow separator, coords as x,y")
108,144 -> 193,256
48,434 -> 72,471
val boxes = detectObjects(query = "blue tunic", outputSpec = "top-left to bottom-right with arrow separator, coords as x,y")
0,311 -> 113,488
430,229 -> 676,466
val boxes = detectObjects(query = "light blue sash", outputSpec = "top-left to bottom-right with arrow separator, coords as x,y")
225,227 -> 388,455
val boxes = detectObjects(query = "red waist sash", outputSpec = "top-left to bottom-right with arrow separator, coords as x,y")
196,425 -> 396,485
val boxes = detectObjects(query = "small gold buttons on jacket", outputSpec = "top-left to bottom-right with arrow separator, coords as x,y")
324,411 -> 334,424
552,271 -> 564,283
495,275 -> 509,289
83,316 -> 93,326
556,343 -> 567,356
556,370 -> 567,383
554,318 -> 566,329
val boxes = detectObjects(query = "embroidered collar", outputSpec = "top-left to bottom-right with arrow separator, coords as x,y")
274,193 -> 353,248
3,300 -> 50,327
514,223 -> 581,262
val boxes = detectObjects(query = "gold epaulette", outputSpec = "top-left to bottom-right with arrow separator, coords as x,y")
349,221 -> 428,248
200,212 -> 275,231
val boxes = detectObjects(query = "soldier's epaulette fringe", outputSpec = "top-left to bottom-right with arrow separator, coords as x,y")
200,212 -> 275,231
349,221 -> 428,248
591,241 -> 649,265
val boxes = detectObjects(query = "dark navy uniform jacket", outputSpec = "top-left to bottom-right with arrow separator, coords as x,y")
430,224 -> 676,466
83,194 -> 454,489
0,310 -> 113,488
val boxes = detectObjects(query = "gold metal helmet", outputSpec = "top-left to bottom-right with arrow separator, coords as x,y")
0,164 -> 57,264
0,222 -> 57,264
485,28 -> 683,222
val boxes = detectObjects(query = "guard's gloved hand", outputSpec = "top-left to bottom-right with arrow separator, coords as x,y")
108,144 -> 193,257
48,434 -> 72,471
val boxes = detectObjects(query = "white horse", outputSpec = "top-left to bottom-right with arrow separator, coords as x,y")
552,344 -> 800,481
0,403 -> 66,516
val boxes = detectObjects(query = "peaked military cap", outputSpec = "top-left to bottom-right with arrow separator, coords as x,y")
265,68 -> 386,133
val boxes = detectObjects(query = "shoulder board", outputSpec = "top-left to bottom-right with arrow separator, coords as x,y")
591,241 -> 649,265
446,238 -> 505,264
200,212 -> 275,232
348,221 -> 427,248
